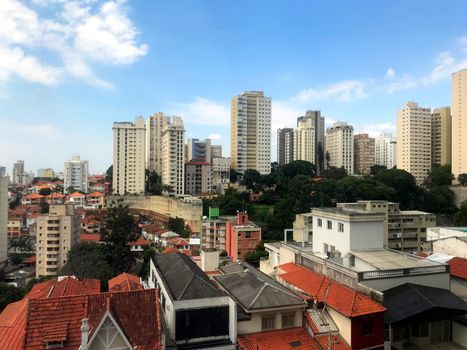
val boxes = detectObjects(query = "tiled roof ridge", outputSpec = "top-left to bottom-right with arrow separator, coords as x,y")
22,300 -> 31,350
410,283 -> 436,307
248,283 -> 268,309
349,287 -> 358,316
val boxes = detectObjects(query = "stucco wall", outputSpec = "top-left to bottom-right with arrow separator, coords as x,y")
328,308 -> 352,345
237,309 -> 303,335
362,272 -> 450,292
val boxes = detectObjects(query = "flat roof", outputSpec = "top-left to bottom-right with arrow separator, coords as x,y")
350,249 -> 445,270
312,207 -> 385,217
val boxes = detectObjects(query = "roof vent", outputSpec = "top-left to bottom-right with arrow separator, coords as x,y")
289,340 -> 302,347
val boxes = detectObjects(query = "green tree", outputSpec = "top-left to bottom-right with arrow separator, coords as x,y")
168,217 -> 185,234
105,165 -> 113,183
455,200 -> 467,226
230,168 -> 239,183
9,195 -> 20,209
38,188 -> 52,196
139,247 -> 156,280
423,186 -> 457,215
325,151 -> 331,169
317,142 -> 325,176
370,164 -> 387,175
243,243 -> 269,267
375,168 -> 422,210
39,200 -> 49,214
276,160 -> 316,180
0,283 -> 25,312
322,166 -> 347,180
242,169 -> 262,190
100,204 -> 139,275
458,173 -> 467,186
425,164 -> 453,189
145,170 -> 163,195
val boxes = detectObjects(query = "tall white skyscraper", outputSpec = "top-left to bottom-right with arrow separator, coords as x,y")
0,176 -> 7,263
325,122 -> 354,175
146,112 -> 169,175
397,102 -> 432,185
452,69 -> 467,179
13,160 -> 26,185
162,116 -> 185,195
64,156 -> 89,193
375,133 -> 397,169
112,117 -> 146,195
231,91 -> 271,175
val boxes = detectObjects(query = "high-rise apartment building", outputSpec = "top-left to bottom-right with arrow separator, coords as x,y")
0,176 -> 8,262
211,145 -> 222,159
354,134 -> 375,176
37,168 -> 55,178
277,128 -> 294,166
187,138 -> 212,162
161,117 -> 185,195
431,107 -> 451,166
0,166 -> 6,177
452,69 -> 467,179
64,156 -> 89,193
146,112 -> 169,175
112,117 -> 146,195
230,91 -> 271,175
375,133 -> 397,169
212,157 -> 230,193
397,102 -> 432,185
325,122 -> 354,175
35,204 -> 80,277
185,160 -> 213,196
294,111 -> 325,169
13,160 -> 26,185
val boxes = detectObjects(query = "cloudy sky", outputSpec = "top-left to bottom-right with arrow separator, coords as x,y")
1,0 -> 467,174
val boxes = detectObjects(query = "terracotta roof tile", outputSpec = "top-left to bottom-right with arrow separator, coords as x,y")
167,237 -> 189,246
69,192 -> 85,198
237,327 -> 321,350
80,233 -> 101,242
22,255 -> 36,264
25,276 -> 100,299
315,334 -> 351,350
23,193 -> 44,199
87,191 -> 103,197
108,273 -> 143,292
448,257 -> 467,280
162,247 -> 179,254
0,300 -> 27,350
128,237 -> 152,246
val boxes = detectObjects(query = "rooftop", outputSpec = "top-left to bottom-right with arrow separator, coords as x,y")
25,276 -> 100,299
237,327 -> 321,350
448,257 -> 467,280
108,272 -> 143,292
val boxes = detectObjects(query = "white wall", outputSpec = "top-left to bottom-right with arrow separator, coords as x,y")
451,278 -> 467,302
349,221 -> 384,251
237,308 -> 303,335
361,272 -> 450,291
328,308 -> 351,346
432,238 -> 467,258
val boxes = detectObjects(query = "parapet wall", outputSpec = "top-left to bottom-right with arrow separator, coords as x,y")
107,195 -> 203,233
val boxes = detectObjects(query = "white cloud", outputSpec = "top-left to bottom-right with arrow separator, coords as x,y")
0,0 -> 147,90
294,80 -> 368,103
173,97 -> 230,126
271,101 -> 302,130
422,51 -> 467,86
386,68 -> 396,78
381,74 -> 418,94
356,122 -> 396,138
208,133 -> 222,140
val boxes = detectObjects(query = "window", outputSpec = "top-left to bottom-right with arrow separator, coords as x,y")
282,313 -> 295,328
338,223 -> 344,232
317,218 -> 322,227
361,315 -> 374,336
262,315 -> 275,331
245,232 -> 252,238
327,220 -> 332,230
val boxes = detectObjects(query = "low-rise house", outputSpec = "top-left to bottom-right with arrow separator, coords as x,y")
47,192 -> 66,204
87,191 -> 105,208
24,275 -> 100,299
214,262 -> 306,335
108,272 -> 143,292
128,237 -> 152,252
81,215 -> 102,233
21,193 -> 44,205
7,216 -> 22,238
149,252 -> 237,349
159,230 -> 180,247
68,192 -> 86,207
237,327 -> 321,350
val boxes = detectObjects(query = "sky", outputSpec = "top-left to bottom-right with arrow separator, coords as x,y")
1,0 -> 467,175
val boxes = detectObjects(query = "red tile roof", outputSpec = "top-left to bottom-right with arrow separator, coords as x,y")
277,262 -> 303,274
168,237 -> 189,246
237,327 -> 321,350
0,300 -> 27,350
108,273 -> 143,292
80,233 -> 101,242
48,192 -> 65,198
87,191 -> 103,197
69,192 -> 86,198
0,289 -> 162,350
315,334 -> 351,350
25,276 -> 100,299
22,255 -> 36,264
162,247 -> 179,254
128,237 -> 152,246
448,257 -> 467,280
278,263 -> 386,317
23,193 -> 44,200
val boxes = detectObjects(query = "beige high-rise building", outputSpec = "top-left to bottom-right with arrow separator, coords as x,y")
452,69 -> 467,179
325,122 -> 354,175
185,160 -> 213,196
294,111 -> 325,169
35,204 -> 80,277
230,91 -> 271,175
146,112 -> 169,175
354,134 -> 375,176
0,176 -> 8,263
431,107 -> 451,166
375,133 -> 397,169
397,102 -> 432,185
161,116 -> 185,195
64,155 -> 89,193
112,117 -> 146,195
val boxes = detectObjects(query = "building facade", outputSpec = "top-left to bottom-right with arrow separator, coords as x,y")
185,160 -> 213,196
187,138 -> 212,162
0,176 -> 7,262
397,102 -> 432,185
211,144 -> 222,159
231,91 -> 271,175
452,69 -> 467,179
161,116 -> 185,195
212,157 -> 230,193
64,155 -> 89,193
35,204 -> 80,277
294,111 -> 325,168
112,117 -> 146,195
12,160 -> 27,185
277,128 -> 294,166
431,107 -> 451,166
146,112 -> 169,175
226,212 -> 261,261
326,122 -> 354,175
353,133 -> 375,175
375,133 -> 397,169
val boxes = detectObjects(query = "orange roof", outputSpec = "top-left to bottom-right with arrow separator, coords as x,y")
87,191 -> 103,197
69,192 -> 85,197
48,192 -> 65,198
23,193 -> 44,199
23,255 -> 36,264
25,276 -> 100,299
0,300 -> 27,350
167,237 -> 189,246
128,237 -> 152,246
80,233 -> 101,242
237,327 -> 321,350
278,263 -> 386,317
448,257 -> 467,280
315,334 -> 351,350
277,262 -> 304,274
163,247 -> 179,254
108,272 -> 143,292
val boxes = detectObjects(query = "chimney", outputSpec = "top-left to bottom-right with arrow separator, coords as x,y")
80,318 -> 90,348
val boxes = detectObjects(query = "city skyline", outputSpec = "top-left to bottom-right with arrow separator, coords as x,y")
1,1 -> 467,173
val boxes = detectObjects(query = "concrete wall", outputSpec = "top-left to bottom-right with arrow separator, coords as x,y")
108,195 -> 202,233
362,272 -> 450,292
450,186 -> 467,207
237,308 -> 303,335
328,308 -> 351,346
451,278 -> 467,302
453,321 -> 467,348
432,238 -> 467,258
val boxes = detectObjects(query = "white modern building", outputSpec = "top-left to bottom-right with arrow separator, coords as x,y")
112,117 -> 146,195
146,112 -> 169,175
212,157 -> 231,194
12,160 -> 27,185
325,122 -> 354,174
452,69 -> 467,179
0,176 -> 8,262
63,156 -> 88,193
397,102 -> 432,185
161,116 -> 185,195
187,138 -> 212,162
375,133 -> 397,169
231,91 -> 271,175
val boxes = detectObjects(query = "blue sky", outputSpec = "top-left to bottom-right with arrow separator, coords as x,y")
1,0 -> 467,174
